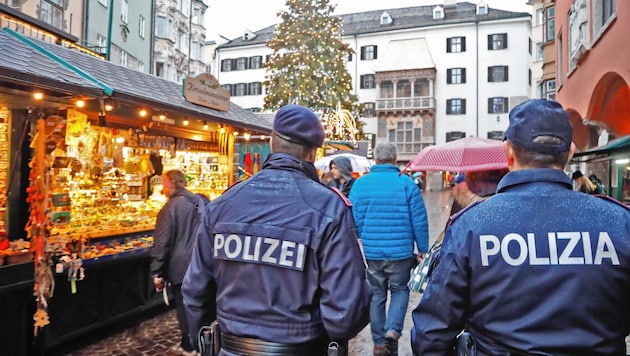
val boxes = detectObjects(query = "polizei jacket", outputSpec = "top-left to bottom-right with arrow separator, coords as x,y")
412,168 -> 630,355
182,153 -> 371,345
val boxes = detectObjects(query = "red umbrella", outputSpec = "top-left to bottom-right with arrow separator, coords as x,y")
405,137 -> 508,172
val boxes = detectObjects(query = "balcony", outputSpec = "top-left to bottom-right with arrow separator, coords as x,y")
376,96 -> 435,112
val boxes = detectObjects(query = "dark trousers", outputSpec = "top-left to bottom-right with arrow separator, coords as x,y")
173,284 -> 195,352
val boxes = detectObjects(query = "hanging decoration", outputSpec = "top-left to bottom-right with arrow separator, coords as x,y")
28,119 -> 54,335
320,105 -> 359,147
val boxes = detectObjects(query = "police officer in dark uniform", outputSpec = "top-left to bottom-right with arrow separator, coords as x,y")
182,104 -> 371,356
411,99 -> 630,355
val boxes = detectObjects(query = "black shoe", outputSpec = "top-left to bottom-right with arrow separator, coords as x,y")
384,334 -> 398,356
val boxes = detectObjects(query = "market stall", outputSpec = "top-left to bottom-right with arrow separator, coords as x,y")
0,28 -> 271,355
572,134 -> 630,203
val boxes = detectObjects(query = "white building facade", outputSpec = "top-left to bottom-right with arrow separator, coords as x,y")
213,1 -> 531,161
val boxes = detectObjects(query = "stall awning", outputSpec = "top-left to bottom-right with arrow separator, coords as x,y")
4,28 -> 113,96
0,27 -> 271,133
0,29 -> 106,99
572,135 -> 630,162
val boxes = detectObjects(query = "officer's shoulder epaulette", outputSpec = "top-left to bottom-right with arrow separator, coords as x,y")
330,187 -> 352,207
447,199 -> 484,227
593,194 -> 630,212
221,179 -> 243,195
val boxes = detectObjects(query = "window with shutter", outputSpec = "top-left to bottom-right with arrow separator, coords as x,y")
488,66 -> 508,82
236,57 -> 248,71
360,46 -> 377,60
360,74 -> 375,89
488,97 -> 508,113
249,82 -> 262,95
447,99 -> 466,115
488,33 -> 508,50
221,59 -> 232,72
447,37 -> 465,53
447,68 -> 466,84
249,56 -> 262,69
235,83 -> 247,96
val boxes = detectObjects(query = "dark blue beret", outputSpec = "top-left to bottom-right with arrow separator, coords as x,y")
505,99 -> 572,154
273,105 -> 325,147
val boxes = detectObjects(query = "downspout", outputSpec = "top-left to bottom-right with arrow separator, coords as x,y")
149,0 -> 156,74
188,0 -> 193,78
83,0 -> 88,46
475,20 -> 479,137
106,0 -> 114,61
353,34 -> 358,98
215,48 -> 220,81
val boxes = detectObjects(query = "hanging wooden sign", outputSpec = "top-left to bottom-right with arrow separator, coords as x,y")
183,73 -> 230,112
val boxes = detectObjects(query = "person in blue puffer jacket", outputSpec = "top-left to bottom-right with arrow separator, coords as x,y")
182,104 -> 371,356
349,142 -> 429,356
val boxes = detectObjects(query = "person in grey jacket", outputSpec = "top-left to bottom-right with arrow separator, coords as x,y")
150,169 -> 202,356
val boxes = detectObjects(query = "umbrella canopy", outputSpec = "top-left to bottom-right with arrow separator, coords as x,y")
406,137 -> 508,172
314,153 -> 373,173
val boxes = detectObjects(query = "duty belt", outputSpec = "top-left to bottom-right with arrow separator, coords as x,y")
221,332 -> 327,356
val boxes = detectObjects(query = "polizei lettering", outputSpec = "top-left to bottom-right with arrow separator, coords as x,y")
480,232 -> 620,266
214,234 -> 307,271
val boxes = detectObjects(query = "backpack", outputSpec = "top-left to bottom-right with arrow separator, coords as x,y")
589,177 -> 606,195
175,194 -> 209,254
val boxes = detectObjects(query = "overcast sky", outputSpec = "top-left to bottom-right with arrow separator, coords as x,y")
204,0 -> 532,42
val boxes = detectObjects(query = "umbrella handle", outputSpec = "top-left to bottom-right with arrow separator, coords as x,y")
399,161 -> 412,176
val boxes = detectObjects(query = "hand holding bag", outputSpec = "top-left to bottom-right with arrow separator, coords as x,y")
408,231 -> 444,293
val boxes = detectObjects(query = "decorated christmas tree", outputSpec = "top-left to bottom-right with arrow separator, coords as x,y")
264,0 -> 358,114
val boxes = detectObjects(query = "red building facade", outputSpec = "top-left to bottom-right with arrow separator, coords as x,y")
555,0 -> 629,150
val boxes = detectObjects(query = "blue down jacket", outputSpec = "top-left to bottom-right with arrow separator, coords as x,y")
349,164 -> 429,260
412,168 -> 630,355
182,153 -> 371,346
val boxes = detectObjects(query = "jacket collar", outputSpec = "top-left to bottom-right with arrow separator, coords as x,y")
262,153 -> 320,182
370,163 -> 401,172
497,168 -> 572,193
168,187 -> 196,202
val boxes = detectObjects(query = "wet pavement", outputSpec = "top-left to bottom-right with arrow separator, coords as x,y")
47,190 -> 453,356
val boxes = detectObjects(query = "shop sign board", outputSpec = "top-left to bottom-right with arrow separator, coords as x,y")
183,73 -> 230,112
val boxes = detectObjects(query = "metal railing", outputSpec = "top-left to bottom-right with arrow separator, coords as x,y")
376,96 -> 435,111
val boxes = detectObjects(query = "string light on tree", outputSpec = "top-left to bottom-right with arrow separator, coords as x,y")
264,0 -> 360,127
